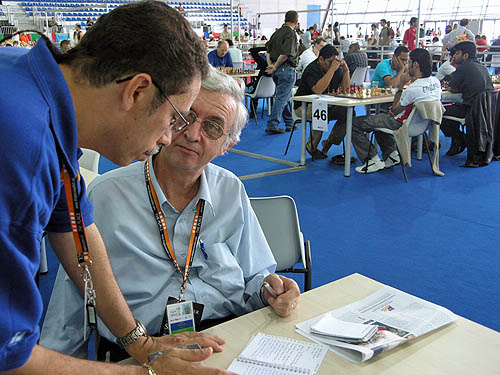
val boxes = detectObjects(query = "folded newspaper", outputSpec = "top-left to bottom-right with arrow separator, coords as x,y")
296,286 -> 457,363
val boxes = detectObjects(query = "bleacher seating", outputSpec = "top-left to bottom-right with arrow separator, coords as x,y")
12,0 -> 248,30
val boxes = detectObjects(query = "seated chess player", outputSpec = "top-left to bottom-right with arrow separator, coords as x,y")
208,40 -> 234,68
40,66 -> 300,361
351,48 -> 441,173
294,44 -> 350,160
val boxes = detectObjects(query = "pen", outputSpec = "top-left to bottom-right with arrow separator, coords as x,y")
199,239 -> 208,260
263,281 -> 278,298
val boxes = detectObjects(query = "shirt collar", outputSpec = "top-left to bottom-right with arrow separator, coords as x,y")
148,156 -> 215,216
28,39 -> 79,178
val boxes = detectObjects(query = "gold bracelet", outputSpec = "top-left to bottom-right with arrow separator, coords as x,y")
143,364 -> 157,375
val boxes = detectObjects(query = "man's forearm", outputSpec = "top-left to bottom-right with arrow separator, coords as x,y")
3,345 -> 144,375
312,68 -> 337,94
273,54 -> 288,69
48,225 -> 138,351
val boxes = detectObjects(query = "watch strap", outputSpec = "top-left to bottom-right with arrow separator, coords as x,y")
143,364 -> 157,375
117,320 -> 147,348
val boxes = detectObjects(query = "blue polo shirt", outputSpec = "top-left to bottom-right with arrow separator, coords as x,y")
0,40 -> 94,371
208,49 -> 233,68
371,58 -> 398,88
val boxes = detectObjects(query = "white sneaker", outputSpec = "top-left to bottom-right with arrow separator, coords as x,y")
355,156 -> 385,174
384,151 -> 400,168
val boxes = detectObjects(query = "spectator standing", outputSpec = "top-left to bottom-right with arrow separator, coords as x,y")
86,17 -> 94,27
379,19 -> 390,46
332,22 -> 340,45
475,34 -> 488,52
340,36 -> 350,55
442,18 -> 474,50
322,24 -> 333,42
220,24 -> 231,40
73,24 -> 83,45
403,17 -> 418,50
312,23 -> 320,39
303,26 -> 314,48
370,23 -> 380,44
265,10 -> 300,134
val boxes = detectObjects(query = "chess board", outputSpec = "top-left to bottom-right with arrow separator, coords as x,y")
327,92 -> 395,100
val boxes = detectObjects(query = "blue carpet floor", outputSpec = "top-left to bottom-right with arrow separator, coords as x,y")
39,102 -> 500,334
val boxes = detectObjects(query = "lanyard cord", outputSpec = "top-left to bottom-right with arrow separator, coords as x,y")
60,164 -> 91,265
144,158 -> 205,298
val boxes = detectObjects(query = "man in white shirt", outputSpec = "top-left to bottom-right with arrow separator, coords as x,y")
41,66 -> 300,362
296,37 -> 327,78
351,48 -> 441,173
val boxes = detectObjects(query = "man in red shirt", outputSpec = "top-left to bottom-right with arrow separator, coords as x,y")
403,17 -> 418,50
475,35 -> 488,52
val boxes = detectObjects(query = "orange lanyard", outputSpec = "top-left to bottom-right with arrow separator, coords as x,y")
60,163 -> 96,337
144,157 -> 205,300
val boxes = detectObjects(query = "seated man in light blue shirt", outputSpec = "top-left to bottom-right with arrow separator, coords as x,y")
40,66 -> 300,362
207,40 -> 233,68
371,46 -> 409,88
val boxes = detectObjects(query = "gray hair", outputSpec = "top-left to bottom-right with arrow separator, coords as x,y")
201,66 -> 248,148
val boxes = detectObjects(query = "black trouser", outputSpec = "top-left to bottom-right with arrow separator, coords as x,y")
440,104 -> 470,139
96,315 -> 236,362
248,47 -> 271,115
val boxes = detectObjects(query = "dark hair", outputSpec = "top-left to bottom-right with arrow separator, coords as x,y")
454,41 -> 476,59
432,36 -> 439,42
380,19 -> 386,23
460,18 -> 469,27
409,48 -> 432,77
319,44 -> 338,59
284,10 -> 298,24
307,26 -> 314,31
334,22 -> 339,27
394,45 -> 409,57
58,1 -> 208,110
475,34 -> 481,39
313,37 -> 326,45
350,42 -> 360,51
410,17 -> 418,24
60,39 -> 70,47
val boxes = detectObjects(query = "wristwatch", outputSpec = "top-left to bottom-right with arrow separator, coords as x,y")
117,320 -> 147,348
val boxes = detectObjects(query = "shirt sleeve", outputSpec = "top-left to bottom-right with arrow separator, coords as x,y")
302,64 -> 324,93
403,29 -> 409,44
448,65 -> 465,93
207,50 -> 215,66
400,85 -> 417,107
280,32 -> 296,57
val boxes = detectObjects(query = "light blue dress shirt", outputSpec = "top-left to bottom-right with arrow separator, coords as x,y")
40,158 -> 276,358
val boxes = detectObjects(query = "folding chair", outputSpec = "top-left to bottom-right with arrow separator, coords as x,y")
244,76 -> 275,127
250,196 -> 312,291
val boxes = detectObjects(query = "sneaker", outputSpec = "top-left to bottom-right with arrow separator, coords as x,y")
355,156 -> 385,174
384,151 -> 400,168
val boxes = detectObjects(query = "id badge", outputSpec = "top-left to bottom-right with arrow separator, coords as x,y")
160,297 -> 204,335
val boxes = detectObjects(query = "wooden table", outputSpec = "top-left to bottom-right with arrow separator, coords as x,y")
292,95 -> 396,177
226,70 -> 259,78
203,273 -> 500,374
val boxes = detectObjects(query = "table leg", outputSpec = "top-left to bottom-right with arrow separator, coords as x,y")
301,101 -> 306,166
344,107 -> 353,177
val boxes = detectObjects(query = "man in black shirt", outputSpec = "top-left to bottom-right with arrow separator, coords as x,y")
441,41 -> 494,156
294,45 -> 350,159
265,10 -> 299,134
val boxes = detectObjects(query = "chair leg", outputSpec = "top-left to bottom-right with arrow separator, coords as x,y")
423,132 -> 434,174
395,143 -> 408,183
284,121 -> 297,155
304,240 -> 312,292
250,99 -> 259,127
261,98 -> 265,119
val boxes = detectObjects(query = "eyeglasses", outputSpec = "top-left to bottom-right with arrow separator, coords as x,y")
115,75 -> 190,132
180,110 -> 229,140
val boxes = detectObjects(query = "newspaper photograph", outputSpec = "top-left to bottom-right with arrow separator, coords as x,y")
296,286 -> 457,363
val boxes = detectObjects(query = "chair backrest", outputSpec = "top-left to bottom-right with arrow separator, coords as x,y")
405,106 -> 432,137
253,76 -> 276,99
491,55 -> 500,68
79,148 -> 100,173
249,196 -> 305,271
228,47 -> 243,63
351,66 -> 368,86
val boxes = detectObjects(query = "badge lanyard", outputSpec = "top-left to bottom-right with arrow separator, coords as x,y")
60,164 -> 97,340
144,157 -> 205,301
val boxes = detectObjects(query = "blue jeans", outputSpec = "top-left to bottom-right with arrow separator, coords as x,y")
266,64 -> 296,130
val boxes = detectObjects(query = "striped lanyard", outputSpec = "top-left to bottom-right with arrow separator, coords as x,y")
144,158 -> 204,301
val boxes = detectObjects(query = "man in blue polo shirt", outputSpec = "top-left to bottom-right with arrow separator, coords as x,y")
371,46 -> 409,88
208,40 -> 234,68
0,2 -> 231,375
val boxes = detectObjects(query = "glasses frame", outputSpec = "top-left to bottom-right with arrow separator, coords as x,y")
115,74 -> 190,132
183,110 -> 230,141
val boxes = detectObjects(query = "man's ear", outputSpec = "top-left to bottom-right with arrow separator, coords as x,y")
220,142 -> 235,155
120,73 -> 154,112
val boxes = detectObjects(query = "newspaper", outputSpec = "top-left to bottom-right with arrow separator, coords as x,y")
296,286 -> 457,363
